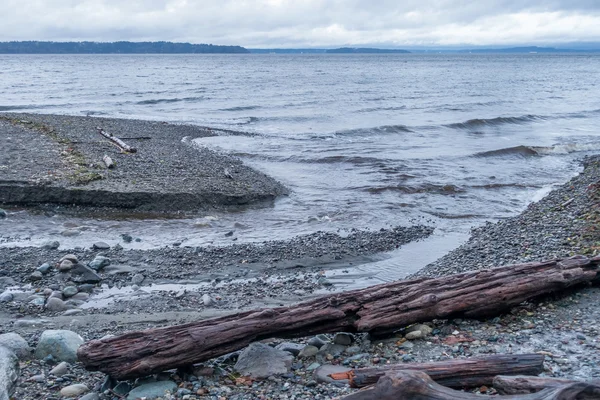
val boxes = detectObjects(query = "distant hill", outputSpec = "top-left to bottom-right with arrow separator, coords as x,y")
249,48 -> 328,54
326,47 -> 410,54
0,41 -> 249,54
456,46 -> 588,53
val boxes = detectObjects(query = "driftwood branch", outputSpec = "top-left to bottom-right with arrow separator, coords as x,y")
96,127 -> 137,153
493,375 -> 600,396
328,354 -> 544,388
78,256 -> 600,379
340,370 -> 600,400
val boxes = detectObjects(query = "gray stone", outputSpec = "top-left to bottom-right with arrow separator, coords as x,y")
61,229 -> 80,237
92,241 -> 110,250
58,260 -> 74,272
275,342 -> 305,356
0,333 -> 31,360
113,381 -> 132,395
43,240 -> 60,250
71,292 -> 89,301
406,324 -> 433,337
29,296 -> 45,306
104,265 -> 137,275
62,286 -> 79,298
298,345 -> 319,358
0,277 -> 16,290
49,361 -> 69,376
29,271 -> 43,281
131,273 -> 145,285
88,256 -> 111,270
126,381 -> 178,400
70,263 -> 102,284
308,334 -> 329,348
59,254 -> 79,264
314,364 -> 350,385
318,343 -> 347,357
60,383 -> 89,398
45,297 -> 70,312
0,208 -> 6,218
79,393 -> 100,400
34,330 -> 83,363
405,330 -> 424,340
0,346 -> 19,400
37,263 -> 52,274
62,309 -> 83,316
202,293 -> 215,306
333,333 -> 353,346
0,291 -> 13,303
234,342 -> 294,378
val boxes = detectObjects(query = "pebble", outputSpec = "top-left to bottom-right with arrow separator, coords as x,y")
333,333 -> 353,346
59,254 -> 79,264
49,361 -> 69,376
88,256 -> 111,270
60,383 -> 89,398
58,260 -> 74,272
45,297 -> 70,312
37,263 -> 52,274
62,286 -> 79,298
234,342 -> 294,379
405,330 -> 424,340
92,241 -> 110,250
43,241 -> 60,250
126,381 -> 178,400
29,271 -> 43,281
308,334 -> 329,348
0,208 -> 6,218
131,273 -> 145,285
298,345 -> 319,358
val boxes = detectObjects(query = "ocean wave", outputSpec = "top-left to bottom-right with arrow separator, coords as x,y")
446,115 -> 544,129
137,96 -> 206,105
474,142 -> 600,158
219,105 -> 262,112
357,106 -> 407,113
365,183 -> 465,195
335,124 -> 413,136
0,104 -> 46,111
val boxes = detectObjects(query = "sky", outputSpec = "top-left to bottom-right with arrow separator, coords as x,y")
1,1 -> 600,48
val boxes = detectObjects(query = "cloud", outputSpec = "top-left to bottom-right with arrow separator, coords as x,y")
0,0 -> 599,47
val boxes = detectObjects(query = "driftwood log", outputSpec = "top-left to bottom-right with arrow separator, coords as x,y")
328,354 -> 544,388
96,127 -> 137,153
340,370 -> 600,400
78,256 -> 600,379
493,375 -> 600,396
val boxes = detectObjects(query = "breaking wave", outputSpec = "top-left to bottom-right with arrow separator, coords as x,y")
474,142 -> 600,158
446,115 -> 544,129
137,96 -> 206,105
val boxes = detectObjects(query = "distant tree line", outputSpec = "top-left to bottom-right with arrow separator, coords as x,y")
0,41 -> 249,54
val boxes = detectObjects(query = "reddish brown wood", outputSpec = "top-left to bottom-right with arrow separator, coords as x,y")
493,375 -> 600,396
340,370 -> 600,400
77,256 -> 600,379
96,127 -> 137,153
346,354 -> 545,388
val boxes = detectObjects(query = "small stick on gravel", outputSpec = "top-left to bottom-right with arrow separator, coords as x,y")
96,127 -> 137,153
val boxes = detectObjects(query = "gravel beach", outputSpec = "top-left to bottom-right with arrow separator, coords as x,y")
2,151 -> 600,398
0,113 -> 287,212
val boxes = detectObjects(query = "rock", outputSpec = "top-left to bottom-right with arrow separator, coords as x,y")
59,254 -> 79,264
275,342 -> 305,356
62,309 -> 83,316
92,241 -> 110,250
0,208 -> 6,218
0,277 -> 16,290
126,381 -> 178,400
405,330 -> 424,340
113,381 -> 132,395
37,263 -> 52,274
60,383 -> 89,398
234,342 -> 294,379
131,273 -> 145,285
298,345 -> 319,358
202,293 -> 215,306
308,334 -> 329,348
88,256 -> 111,271
43,240 -> 60,250
318,343 -> 346,357
34,330 -> 83,363
314,364 -> 350,385
406,324 -> 433,337
0,333 -> 30,360
77,284 -> 95,293
0,346 -> 19,400
121,233 -> 133,243
45,297 -> 70,312
49,361 -> 69,376
29,296 -> 45,306
0,291 -> 13,303
70,263 -> 102,284
333,333 -> 353,346
61,229 -> 80,237
79,393 -> 100,400
29,271 -> 43,281
58,260 -> 74,272
62,286 -> 79,298
104,265 -> 137,275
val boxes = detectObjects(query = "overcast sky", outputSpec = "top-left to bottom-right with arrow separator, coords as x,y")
1,1 -> 599,48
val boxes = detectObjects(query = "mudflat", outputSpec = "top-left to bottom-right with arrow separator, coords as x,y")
0,113 -> 288,211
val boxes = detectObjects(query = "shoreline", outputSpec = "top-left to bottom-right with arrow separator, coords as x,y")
0,113 -> 287,212
2,144 -> 600,397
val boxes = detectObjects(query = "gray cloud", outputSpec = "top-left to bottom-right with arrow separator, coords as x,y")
1,0 -> 599,47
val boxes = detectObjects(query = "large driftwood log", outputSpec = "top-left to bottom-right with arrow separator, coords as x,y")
78,256 -> 600,379
96,127 -> 137,153
340,370 -> 600,400
493,375 -> 600,396
328,354 -> 544,388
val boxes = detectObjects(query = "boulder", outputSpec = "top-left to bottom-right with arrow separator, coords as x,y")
34,330 -> 83,363
234,342 -> 294,378
0,346 -> 19,400
0,333 -> 31,360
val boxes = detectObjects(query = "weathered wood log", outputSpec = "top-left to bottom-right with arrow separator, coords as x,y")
493,375 -> 600,396
96,127 -> 137,153
102,155 -> 114,169
329,354 -> 544,388
340,370 -> 600,400
77,256 -> 600,379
